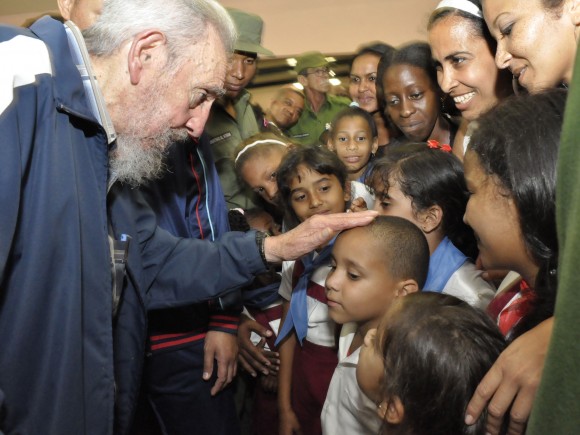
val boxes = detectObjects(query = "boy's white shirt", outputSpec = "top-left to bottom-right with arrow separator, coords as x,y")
278,259 -> 336,347
321,322 -> 382,435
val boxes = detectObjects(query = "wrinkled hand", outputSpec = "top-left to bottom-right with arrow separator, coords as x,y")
265,210 -> 378,263
279,408 -> 303,435
237,314 -> 280,377
465,317 -> 553,435
203,330 -> 238,396
349,196 -> 368,213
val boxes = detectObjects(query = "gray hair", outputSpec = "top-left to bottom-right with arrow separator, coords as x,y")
83,0 -> 235,67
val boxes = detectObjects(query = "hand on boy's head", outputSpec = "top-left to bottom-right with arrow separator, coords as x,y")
264,210 -> 378,262
465,318 -> 553,435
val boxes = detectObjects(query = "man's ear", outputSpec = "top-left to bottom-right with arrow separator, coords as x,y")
297,75 -> 308,88
396,279 -> 419,297
57,0 -> 75,20
127,30 -> 167,86
418,204 -> 442,234
377,396 -> 404,424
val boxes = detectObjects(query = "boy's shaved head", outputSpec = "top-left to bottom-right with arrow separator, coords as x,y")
351,215 -> 429,288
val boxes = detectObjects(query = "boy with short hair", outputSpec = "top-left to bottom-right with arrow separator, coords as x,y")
321,215 -> 430,435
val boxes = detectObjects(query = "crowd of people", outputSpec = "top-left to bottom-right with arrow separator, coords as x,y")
0,0 -> 579,434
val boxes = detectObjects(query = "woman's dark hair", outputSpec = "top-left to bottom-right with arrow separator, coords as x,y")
367,143 -> 478,259
469,89 -> 566,338
376,42 -> 440,129
329,106 -> 378,139
276,146 -> 348,228
378,292 -> 506,435
428,0 -> 496,48
353,42 -> 395,64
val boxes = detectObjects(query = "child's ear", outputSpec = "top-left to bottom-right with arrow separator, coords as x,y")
377,397 -> 404,424
327,138 -> 335,151
371,137 -> 379,156
396,279 -> 419,297
418,204 -> 442,234
344,181 -> 352,203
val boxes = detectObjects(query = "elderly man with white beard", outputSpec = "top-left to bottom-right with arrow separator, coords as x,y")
0,1 -> 376,434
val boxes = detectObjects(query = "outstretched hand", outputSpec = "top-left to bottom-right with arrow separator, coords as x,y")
465,317 -> 553,434
237,314 -> 279,377
264,210 -> 377,263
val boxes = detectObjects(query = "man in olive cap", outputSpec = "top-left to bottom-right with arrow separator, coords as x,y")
287,51 -> 351,146
205,8 -> 274,210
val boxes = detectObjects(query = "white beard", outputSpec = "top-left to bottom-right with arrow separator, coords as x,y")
108,70 -> 189,186
110,128 -> 188,186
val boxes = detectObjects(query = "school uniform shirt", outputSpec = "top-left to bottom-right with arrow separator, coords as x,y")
443,262 -> 495,310
205,89 -> 260,209
287,94 -> 351,146
278,258 -> 335,347
321,322 -> 382,435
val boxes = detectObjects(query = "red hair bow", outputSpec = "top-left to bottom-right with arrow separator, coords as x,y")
427,139 -> 452,153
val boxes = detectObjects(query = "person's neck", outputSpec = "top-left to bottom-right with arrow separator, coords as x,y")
349,318 -> 380,354
519,262 -> 540,290
348,166 -> 366,182
305,88 -> 327,113
223,97 -> 237,119
429,115 -> 452,145
426,230 -> 445,256
374,112 -> 390,145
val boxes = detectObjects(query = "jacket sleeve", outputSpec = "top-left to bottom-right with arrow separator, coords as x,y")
109,186 -> 267,310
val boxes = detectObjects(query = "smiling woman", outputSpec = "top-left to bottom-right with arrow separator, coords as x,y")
428,0 -> 512,122
481,0 -> 580,92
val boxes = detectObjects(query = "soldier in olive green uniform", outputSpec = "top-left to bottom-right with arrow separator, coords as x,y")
205,9 -> 273,209
287,51 -> 351,146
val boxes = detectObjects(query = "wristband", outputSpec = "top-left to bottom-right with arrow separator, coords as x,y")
255,231 -> 270,267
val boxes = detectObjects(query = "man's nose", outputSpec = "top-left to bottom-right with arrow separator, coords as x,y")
185,100 -> 214,139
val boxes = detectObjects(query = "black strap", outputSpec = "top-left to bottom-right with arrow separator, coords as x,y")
112,234 -> 131,319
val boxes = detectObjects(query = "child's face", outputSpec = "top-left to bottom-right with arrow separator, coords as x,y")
326,227 -> 400,327
357,300 -> 403,408
356,327 -> 385,405
372,178 -> 422,230
463,151 -> 529,274
246,211 -> 281,236
289,164 -> 349,222
329,116 -> 378,178
240,148 -> 287,206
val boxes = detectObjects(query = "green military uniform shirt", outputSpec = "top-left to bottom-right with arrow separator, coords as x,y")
205,89 -> 260,209
286,93 -> 350,146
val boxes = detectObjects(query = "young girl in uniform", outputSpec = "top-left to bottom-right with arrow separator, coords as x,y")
274,146 -> 351,435
327,106 -> 379,184
356,292 -> 506,435
233,132 -> 293,208
366,143 -> 494,309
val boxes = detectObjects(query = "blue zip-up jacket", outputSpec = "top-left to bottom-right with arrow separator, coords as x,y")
0,17 -> 265,435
